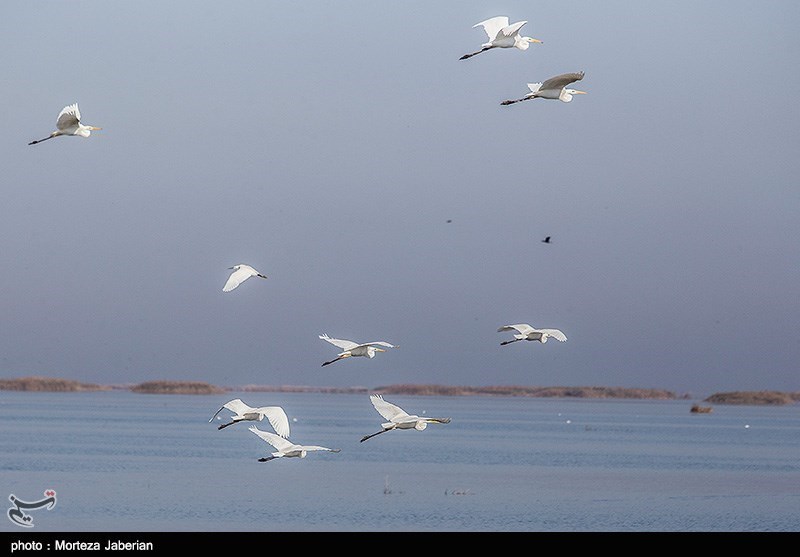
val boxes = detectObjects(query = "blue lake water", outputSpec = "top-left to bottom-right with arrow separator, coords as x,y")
1,390 -> 798,532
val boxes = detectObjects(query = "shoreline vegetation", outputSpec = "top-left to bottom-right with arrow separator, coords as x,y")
1,376 -> 798,406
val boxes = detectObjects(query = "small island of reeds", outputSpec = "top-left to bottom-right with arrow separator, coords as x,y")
0,376 -> 109,392
129,380 -> 225,395
703,390 -> 799,405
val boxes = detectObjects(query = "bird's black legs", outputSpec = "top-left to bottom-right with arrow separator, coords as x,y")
258,456 -> 277,462
500,339 -> 521,346
360,429 -> 389,443
218,419 -> 241,430
460,46 -> 491,60
28,136 -> 54,145
321,357 -> 341,367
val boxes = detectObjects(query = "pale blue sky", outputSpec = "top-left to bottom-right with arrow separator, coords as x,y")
1,1 -> 798,397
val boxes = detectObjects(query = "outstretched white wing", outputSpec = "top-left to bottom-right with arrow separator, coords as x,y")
499,20 -> 527,38
223,398 -> 251,415
301,445 -> 339,453
249,426 -> 294,452
498,324 -> 535,335
258,406 -> 291,438
209,398 -> 252,422
541,329 -> 568,342
355,341 -> 396,350
370,394 -> 411,423
56,104 -> 80,131
319,334 -> 359,351
540,72 -> 585,92
223,268 -> 249,292
474,16 -> 509,41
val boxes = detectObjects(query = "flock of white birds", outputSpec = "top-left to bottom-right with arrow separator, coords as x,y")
210,395 -> 451,460
29,14 -> 579,462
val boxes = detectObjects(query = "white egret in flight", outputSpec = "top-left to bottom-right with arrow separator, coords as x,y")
498,324 -> 568,345
501,72 -> 587,105
460,16 -> 542,60
29,103 -> 102,145
360,394 -> 451,443
318,334 -> 396,367
249,426 -> 340,462
223,264 -> 267,292
209,399 -> 290,437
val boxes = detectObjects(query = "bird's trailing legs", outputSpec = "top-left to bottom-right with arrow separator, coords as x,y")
500,97 -> 529,106
460,47 -> 491,60
360,429 -> 391,443
500,339 -> 522,346
321,354 -> 350,367
217,421 -> 237,430
28,134 -> 57,145
258,456 -> 277,462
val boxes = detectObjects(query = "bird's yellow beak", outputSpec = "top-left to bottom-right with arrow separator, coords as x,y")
573,90 -> 587,95
375,348 -> 385,352
530,38 -> 543,43
90,126 -> 102,130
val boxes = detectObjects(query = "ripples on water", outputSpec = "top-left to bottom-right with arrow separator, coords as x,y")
1,391 -> 798,532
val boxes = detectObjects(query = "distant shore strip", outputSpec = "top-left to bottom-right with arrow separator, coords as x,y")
0,376 -> 798,405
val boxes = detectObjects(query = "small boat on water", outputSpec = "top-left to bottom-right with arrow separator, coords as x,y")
690,404 -> 713,414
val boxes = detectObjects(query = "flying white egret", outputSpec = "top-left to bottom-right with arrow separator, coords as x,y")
222,264 -> 267,292
460,16 -> 542,60
29,103 -> 101,145
318,334 -> 396,367
360,394 -> 451,443
209,399 -> 290,437
498,324 -> 568,345
249,426 -> 340,462
501,72 -> 587,105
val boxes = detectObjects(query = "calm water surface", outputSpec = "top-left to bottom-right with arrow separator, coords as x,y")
1,391 -> 798,532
